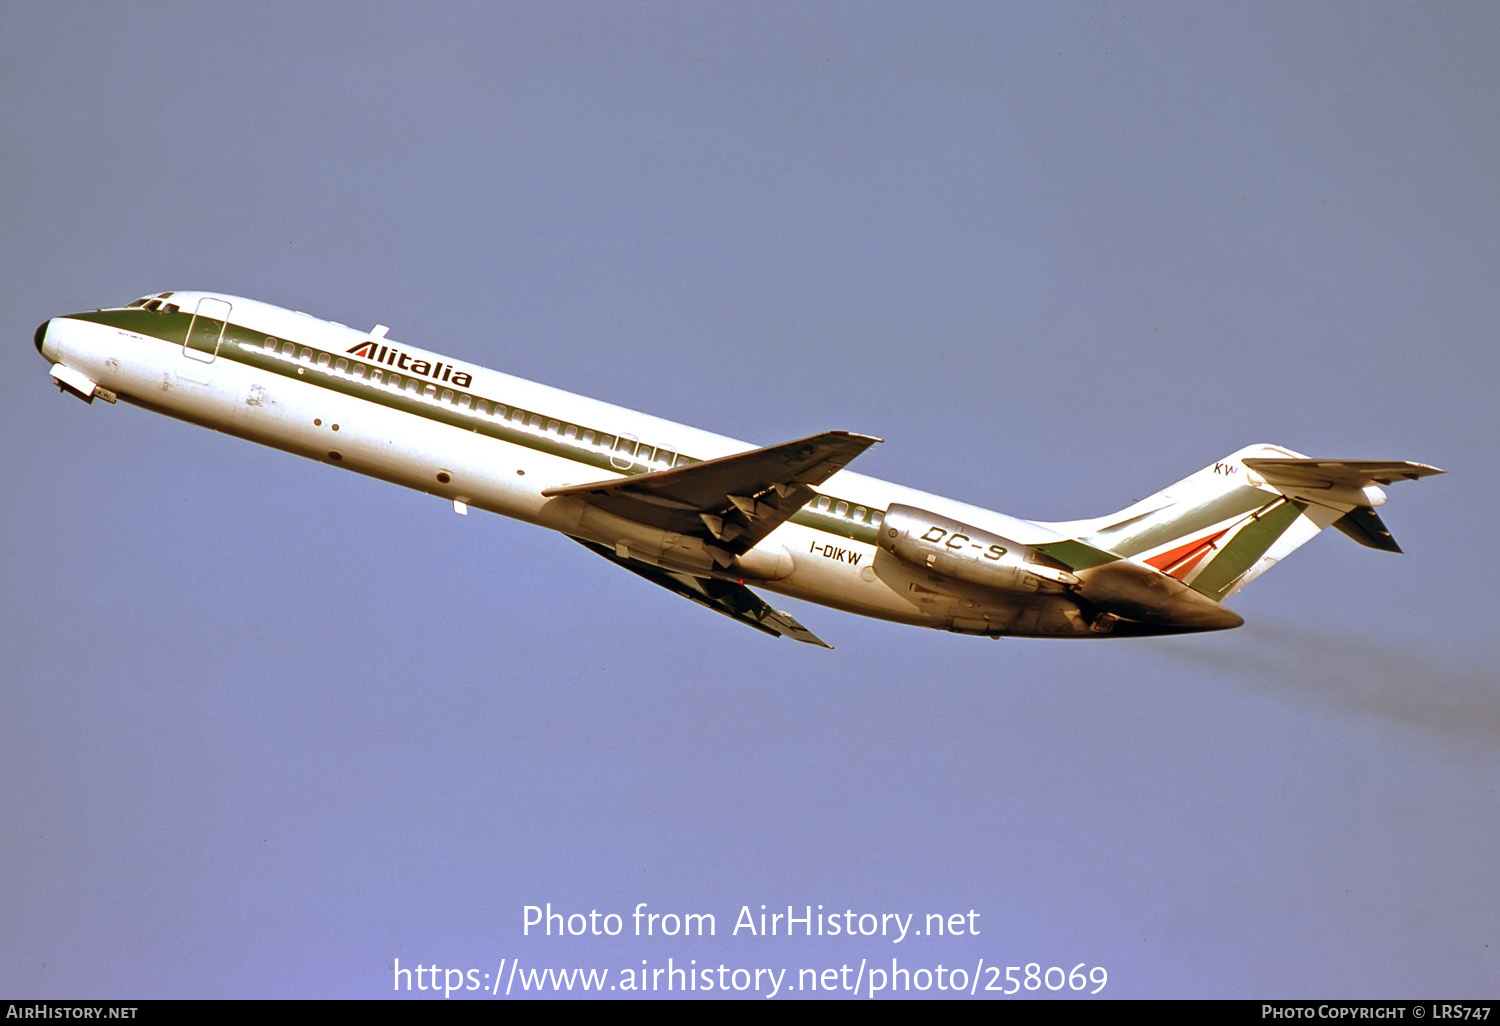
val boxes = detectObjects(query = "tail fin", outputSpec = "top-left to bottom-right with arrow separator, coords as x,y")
1039,444 -> 1442,602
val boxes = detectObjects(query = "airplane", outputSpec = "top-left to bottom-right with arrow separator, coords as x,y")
34,291 -> 1443,647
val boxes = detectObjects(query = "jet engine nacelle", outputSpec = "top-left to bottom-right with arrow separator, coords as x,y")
877,504 -> 1079,594
880,504 -> 1245,632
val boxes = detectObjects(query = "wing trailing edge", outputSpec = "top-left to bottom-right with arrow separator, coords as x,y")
572,539 -> 832,647
543,430 -> 881,561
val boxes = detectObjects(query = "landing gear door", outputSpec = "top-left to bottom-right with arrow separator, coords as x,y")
183,297 -> 232,363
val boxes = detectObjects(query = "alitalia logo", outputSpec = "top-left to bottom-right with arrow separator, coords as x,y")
345,341 -> 473,388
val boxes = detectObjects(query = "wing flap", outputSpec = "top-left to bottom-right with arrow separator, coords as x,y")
573,539 -> 832,647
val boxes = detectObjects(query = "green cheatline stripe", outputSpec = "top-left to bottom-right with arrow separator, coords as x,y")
1188,499 -> 1307,600
71,308 -> 882,546
1033,538 -> 1119,571
1086,484 -> 1273,557
76,308 -> 193,343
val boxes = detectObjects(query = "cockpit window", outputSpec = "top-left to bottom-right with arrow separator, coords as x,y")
124,292 -> 174,310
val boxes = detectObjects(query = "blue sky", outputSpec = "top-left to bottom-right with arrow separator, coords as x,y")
2,1 -> 1494,999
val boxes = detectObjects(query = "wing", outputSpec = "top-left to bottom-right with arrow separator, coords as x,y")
572,539 -> 832,648
542,430 -> 880,567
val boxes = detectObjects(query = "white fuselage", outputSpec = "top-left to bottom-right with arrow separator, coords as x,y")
35,292 -> 1111,638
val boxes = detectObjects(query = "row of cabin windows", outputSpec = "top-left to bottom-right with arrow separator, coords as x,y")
809,494 -> 882,528
256,334 -> 877,527
258,335 -> 686,471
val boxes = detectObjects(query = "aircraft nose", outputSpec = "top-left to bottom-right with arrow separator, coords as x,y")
34,319 -> 49,355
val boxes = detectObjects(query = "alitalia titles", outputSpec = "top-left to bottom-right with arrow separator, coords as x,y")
346,340 -> 472,388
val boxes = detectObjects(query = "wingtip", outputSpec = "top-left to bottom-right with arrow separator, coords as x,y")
830,430 -> 884,445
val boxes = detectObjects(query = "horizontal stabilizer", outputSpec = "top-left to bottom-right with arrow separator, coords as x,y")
1243,456 -> 1442,554
1332,506 -> 1403,552
1243,457 -> 1444,493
